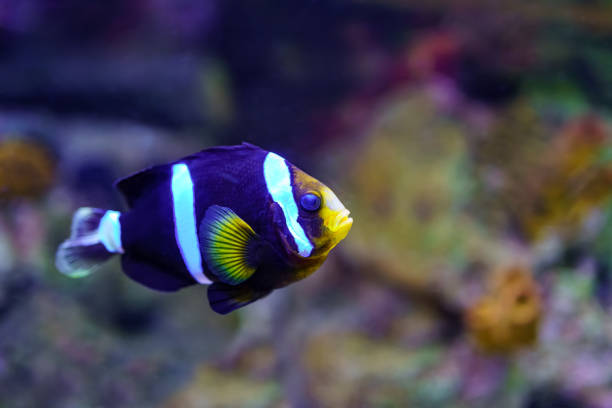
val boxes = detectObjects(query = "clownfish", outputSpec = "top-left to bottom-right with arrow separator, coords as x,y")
56,143 -> 353,314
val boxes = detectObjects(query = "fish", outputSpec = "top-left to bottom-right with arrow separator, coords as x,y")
56,143 -> 353,314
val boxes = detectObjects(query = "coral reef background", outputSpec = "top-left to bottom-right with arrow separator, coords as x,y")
2,1 -> 612,407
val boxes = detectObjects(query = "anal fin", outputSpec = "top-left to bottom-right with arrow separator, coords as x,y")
207,282 -> 271,314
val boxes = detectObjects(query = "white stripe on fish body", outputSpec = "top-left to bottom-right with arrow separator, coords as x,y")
263,152 -> 313,257
171,163 -> 212,285
99,210 -> 124,253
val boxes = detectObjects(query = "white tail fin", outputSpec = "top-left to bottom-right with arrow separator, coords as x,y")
56,207 -> 124,278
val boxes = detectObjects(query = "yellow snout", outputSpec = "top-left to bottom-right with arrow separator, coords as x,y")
320,187 -> 353,244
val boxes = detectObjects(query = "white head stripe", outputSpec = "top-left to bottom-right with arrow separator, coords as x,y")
171,163 -> 212,284
99,210 -> 124,254
323,186 -> 344,211
263,152 -> 313,257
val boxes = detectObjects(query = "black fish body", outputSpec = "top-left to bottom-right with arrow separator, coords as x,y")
117,145 -> 271,288
56,143 -> 353,314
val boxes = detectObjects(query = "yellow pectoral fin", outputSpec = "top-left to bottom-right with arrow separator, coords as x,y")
199,205 -> 258,285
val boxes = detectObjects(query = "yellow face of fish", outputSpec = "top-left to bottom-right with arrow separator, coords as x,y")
288,165 -> 353,258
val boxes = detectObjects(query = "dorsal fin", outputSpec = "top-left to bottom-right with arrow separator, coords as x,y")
114,143 -> 264,208
178,143 -> 264,162
114,164 -> 169,208
196,142 -> 261,154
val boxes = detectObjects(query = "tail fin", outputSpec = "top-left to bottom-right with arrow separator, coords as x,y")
56,207 -> 124,278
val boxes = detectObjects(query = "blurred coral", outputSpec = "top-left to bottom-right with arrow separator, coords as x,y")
523,116 -> 612,240
466,265 -> 541,354
342,92 -> 498,285
164,366 -> 280,408
471,108 -> 612,242
304,331 -> 451,407
407,32 -> 460,79
0,139 -> 56,201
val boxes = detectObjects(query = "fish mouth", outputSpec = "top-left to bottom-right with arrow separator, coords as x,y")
330,209 -> 353,232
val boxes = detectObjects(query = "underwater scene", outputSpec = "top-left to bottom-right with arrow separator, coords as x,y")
3,1 -> 612,407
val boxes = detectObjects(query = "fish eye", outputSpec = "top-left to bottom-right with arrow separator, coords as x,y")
300,193 -> 321,212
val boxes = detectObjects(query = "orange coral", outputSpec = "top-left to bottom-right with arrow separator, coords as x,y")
466,265 -> 541,354
0,139 -> 56,200
523,115 -> 612,239
471,109 -> 612,241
